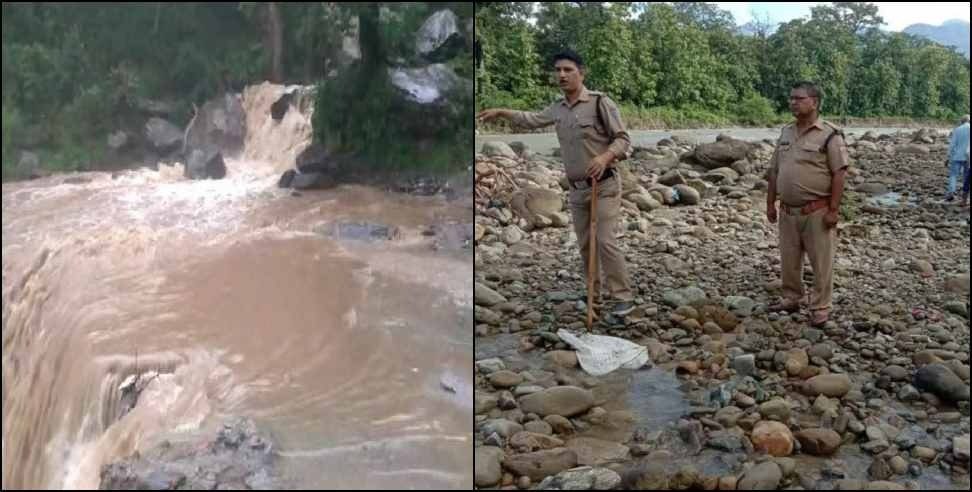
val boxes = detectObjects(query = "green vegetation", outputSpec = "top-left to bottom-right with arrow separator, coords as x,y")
313,3 -> 472,174
476,2 -> 970,131
2,2 -> 471,181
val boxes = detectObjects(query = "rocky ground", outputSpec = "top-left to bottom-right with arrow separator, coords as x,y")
474,129 -> 971,490
99,417 -> 279,490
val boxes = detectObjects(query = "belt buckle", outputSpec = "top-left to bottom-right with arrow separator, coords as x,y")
803,200 -> 826,215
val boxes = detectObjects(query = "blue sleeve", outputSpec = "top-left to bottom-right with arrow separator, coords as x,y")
964,127 -> 971,160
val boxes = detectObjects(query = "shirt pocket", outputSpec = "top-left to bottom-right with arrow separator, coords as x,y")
799,141 -> 826,165
576,114 -> 607,144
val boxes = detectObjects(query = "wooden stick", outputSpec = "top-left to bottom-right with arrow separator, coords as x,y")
587,179 -> 599,331
496,168 -> 519,189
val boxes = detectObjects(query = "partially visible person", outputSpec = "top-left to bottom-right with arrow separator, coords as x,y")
962,141 -> 970,208
945,114 -> 970,202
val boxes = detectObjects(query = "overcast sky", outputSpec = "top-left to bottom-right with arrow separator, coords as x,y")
713,2 -> 970,31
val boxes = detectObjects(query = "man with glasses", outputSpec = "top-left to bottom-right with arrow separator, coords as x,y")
765,81 -> 850,328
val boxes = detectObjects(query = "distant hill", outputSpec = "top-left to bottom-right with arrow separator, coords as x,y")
903,19 -> 970,58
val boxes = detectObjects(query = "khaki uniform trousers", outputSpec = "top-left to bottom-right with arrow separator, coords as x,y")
779,206 -> 835,312
568,174 -> 634,302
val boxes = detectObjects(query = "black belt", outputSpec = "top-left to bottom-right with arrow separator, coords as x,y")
569,168 -> 615,190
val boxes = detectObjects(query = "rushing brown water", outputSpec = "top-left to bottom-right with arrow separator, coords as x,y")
1,83 -> 473,489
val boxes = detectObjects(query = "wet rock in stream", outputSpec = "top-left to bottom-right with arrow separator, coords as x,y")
99,417 -> 280,490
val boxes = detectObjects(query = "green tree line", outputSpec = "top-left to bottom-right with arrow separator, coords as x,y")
475,2 -> 970,129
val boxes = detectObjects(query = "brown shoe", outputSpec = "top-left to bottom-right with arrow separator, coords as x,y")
769,300 -> 801,313
810,310 -> 830,327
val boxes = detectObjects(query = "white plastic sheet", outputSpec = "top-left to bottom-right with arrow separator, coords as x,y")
557,329 -> 650,376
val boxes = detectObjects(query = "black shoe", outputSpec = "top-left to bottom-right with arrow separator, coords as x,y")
768,300 -> 801,313
946,194 -> 956,202
610,301 -> 636,317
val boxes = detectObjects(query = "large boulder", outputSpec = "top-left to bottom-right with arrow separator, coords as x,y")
278,170 -> 296,188
510,187 -> 565,230
17,150 -> 43,179
649,185 -> 678,205
185,149 -> 227,180
910,128 -> 936,144
481,141 -> 517,159
794,429 -> 842,456
638,151 -> 680,171
99,417 -> 277,490
295,143 -> 336,175
751,421 -> 794,457
855,140 -> 879,152
896,144 -> 929,155
662,286 -> 708,308
415,9 -> 463,62
475,447 -> 504,487
144,117 -> 184,153
314,4 -> 471,182
386,63 -> 471,143
474,283 -> 507,307
628,191 -> 662,212
503,449 -> 579,482
673,184 -> 701,206
291,172 -> 335,190
270,91 -> 295,121
388,64 -> 461,106
519,386 -> 595,417
184,93 -> 246,161
658,169 -> 686,187
914,364 -> 970,404
565,437 -> 630,466
803,374 -> 851,398
702,167 -> 739,184
688,137 -> 753,170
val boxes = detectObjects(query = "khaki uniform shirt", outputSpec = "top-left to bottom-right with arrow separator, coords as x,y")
511,88 -> 631,182
770,118 -> 850,206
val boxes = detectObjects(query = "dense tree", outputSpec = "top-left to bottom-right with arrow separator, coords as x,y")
476,1 -> 970,126
3,2 -> 471,179
475,2 -> 547,109
810,2 -> 884,35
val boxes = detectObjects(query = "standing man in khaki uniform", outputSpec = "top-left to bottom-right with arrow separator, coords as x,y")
766,81 -> 850,327
477,49 -> 636,318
